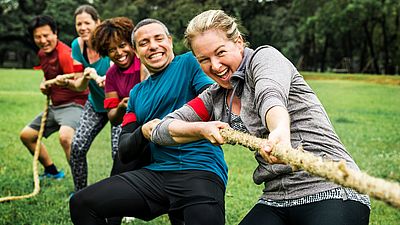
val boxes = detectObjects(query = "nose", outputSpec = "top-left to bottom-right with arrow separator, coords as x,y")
210,57 -> 222,72
149,40 -> 158,50
38,36 -> 47,44
79,24 -> 87,31
116,47 -> 123,56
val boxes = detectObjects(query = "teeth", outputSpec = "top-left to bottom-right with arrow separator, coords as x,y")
216,68 -> 228,77
118,56 -> 127,62
149,53 -> 162,59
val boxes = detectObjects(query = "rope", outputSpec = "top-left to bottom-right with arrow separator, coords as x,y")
0,96 -> 50,203
43,73 -> 75,86
220,127 -> 400,208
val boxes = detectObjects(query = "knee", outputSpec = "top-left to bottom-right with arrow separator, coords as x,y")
70,139 -> 87,159
20,127 -> 36,144
69,192 -> 80,210
59,133 -> 72,148
185,203 -> 225,225
69,192 -> 86,222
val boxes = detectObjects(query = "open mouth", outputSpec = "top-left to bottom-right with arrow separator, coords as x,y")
117,55 -> 127,62
215,68 -> 229,79
80,32 -> 90,38
149,53 -> 163,60
41,44 -> 52,51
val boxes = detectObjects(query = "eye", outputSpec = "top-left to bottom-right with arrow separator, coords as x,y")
155,35 -> 164,41
119,42 -> 127,48
198,58 -> 210,64
217,50 -> 226,56
138,40 -> 148,47
108,48 -> 116,54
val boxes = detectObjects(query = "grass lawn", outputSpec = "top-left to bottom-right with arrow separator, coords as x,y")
0,68 -> 399,224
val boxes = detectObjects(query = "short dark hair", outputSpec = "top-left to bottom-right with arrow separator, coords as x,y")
91,17 -> 134,57
27,15 -> 57,38
131,18 -> 170,49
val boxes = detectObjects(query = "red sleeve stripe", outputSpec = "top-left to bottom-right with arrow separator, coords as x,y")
33,65 -> 42,70
73,64 -> 84,72
104,97 -> 119,109
121,112 -> 137,127
187,97 -> 210,121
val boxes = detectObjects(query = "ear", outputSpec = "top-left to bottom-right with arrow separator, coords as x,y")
168,35 -> 173,49
235,35 -> 245,52
133,46 -> 140,58
235,35 -> 244,46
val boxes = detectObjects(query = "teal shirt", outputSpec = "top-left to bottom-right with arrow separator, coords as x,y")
127,52 -> 228,185
71,38 -> 110,112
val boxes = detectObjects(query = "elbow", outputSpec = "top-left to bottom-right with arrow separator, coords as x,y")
118,141 -> 132,164
109,116 -> 123,126
118,148 -> 130,164
118,136 -> 132,164
109,119 -> 120,126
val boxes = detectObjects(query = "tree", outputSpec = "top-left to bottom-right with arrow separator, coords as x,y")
1,0 -> 399,74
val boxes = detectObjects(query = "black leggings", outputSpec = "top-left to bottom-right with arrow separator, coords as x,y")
70,169 -> 225,225
239,199 -> 370,225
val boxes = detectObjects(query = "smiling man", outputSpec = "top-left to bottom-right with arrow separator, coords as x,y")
70,19 -> 228,225
20,15 -> 88,181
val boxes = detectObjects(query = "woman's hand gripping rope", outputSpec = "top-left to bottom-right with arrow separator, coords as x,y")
219,127 -> 400,209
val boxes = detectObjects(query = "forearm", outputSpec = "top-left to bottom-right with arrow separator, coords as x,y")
265,106 -> 291,143
151,119 -> 203,145
70,76 -> 90,92
152,119 -> 229,146
107,107 -> 125,126
168,120 -> 206,143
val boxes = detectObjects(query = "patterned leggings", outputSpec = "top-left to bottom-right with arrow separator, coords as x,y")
70,101 -> 121,192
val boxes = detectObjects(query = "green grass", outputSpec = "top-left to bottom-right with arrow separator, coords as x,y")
0,69 -> 399,224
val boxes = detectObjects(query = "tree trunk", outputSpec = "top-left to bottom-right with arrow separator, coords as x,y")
320,34 -> 329,72
381,16 -> 390,74
363,21 -> 380,74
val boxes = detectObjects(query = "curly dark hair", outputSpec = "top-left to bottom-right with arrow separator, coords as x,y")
91,17 -> 134,57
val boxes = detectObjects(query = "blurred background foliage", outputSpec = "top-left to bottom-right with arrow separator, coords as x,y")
1,0 -> 400,74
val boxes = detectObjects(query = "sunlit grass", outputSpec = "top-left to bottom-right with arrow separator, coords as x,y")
0,69 -> 399,224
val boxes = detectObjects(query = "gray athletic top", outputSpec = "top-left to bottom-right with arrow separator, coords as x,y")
152,46 -> 370,206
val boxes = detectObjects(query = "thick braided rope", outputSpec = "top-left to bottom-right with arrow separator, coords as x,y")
43,73 -> 75,86
0,96 -> 49,203
220,127 -> 400,208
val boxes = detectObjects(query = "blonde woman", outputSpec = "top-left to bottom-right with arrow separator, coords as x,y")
151,9 -> 371,225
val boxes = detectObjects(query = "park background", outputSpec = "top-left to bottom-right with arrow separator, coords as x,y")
1,0 -> 400,224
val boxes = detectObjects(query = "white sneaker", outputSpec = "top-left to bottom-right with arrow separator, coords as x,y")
122,217 -> 136,223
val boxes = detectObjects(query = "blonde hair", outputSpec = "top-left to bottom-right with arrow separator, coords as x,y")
184,9 -> 245,50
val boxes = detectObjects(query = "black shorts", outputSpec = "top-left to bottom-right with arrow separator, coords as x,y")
118,168 -> 226,217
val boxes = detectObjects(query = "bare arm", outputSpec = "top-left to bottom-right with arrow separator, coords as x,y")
260,105 -> 291,163
39,77 -> 50,95
106,91 -> 128,126
54,60 -> 91,91
152,120 -> 229,145
60,66 -> 104,91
